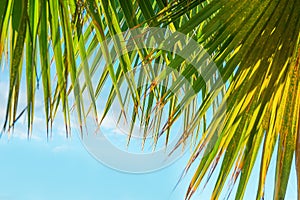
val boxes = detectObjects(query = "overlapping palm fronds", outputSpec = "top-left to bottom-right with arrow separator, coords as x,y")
0,0 -> 299,199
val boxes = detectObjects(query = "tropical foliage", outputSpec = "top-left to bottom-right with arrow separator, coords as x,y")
0,0 -> 299,199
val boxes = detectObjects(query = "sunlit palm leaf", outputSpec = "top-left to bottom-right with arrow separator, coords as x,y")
0,0 -> 299,200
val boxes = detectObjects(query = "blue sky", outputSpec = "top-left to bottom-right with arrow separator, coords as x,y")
0,134 -> 192,200
0,54 -> 298,200
0,63 -> 194,200
0,125 -> 297,200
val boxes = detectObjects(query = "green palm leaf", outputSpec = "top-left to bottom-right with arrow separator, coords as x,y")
0,0 -> 299,199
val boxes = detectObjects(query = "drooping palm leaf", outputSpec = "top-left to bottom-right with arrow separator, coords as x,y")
0,0 -> 299,200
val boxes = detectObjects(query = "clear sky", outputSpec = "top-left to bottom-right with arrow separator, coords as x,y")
0,121 -> 297,200
0,132 -> 192,200
0,62 -> 195,200
0,59 -> 297,200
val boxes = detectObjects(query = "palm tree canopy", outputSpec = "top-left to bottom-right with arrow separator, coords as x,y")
0,0 -> 299,199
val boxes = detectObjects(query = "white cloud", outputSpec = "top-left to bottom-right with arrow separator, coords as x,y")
11,128 -> 42,141
52,144 -> 72,153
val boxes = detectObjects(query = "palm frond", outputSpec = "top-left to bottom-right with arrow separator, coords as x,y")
0,0 -> 299,199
